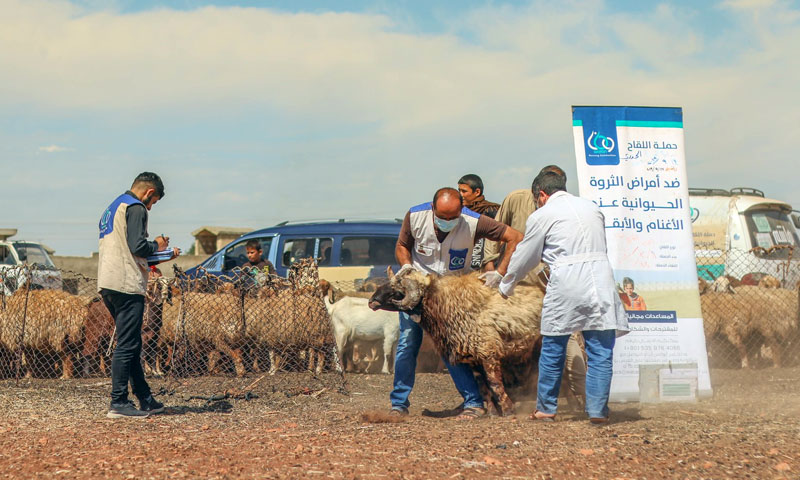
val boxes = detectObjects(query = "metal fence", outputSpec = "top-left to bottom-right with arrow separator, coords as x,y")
2,247 -> 798,388
0,259 -> 346,394
697,246 -> 800,368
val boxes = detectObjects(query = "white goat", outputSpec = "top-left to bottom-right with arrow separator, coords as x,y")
320,280 -> 399,374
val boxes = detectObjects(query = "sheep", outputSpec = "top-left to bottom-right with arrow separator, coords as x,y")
80,297 -> 115,376
319,279 -> 399,374
368,267 -> 543,416
245,285 -> 332,375
758,275 -> 781,289
160,291 -> 248,377
734,285 -> 799,367
699,288 -> 756,368
0,289 -> 92,378
699,278 -> 800,368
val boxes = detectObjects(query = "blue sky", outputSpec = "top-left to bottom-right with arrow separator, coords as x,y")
2,0 -> 799,256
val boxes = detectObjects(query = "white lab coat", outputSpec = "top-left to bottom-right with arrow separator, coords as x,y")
499,191 -> 629,337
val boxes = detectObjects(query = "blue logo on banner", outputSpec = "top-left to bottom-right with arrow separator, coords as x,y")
448,248 -> 468,271
582,124 -> 619,166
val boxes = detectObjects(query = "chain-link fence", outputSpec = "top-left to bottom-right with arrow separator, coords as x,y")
3,246 -> 798,389
697,246 -> 800,368
0,259 -> 346,395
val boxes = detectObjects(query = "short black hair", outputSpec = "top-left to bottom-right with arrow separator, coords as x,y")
531,170 -> 567,198
540,165 -> 567,182
245,239 -> 262,250
457,174 -> 484,194
132,172 -> 165,198
432,187 -> 463,208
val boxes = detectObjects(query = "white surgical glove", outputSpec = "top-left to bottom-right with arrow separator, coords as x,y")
478,271 -> 503,289
397,264 -> 416,276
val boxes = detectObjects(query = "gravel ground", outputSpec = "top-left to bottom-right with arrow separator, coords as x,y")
1,368 -> 798,479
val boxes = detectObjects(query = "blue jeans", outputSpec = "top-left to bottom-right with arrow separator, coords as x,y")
390,311 -> 484,410
537,329 -> 616,419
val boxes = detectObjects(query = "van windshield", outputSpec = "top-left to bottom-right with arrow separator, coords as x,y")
743,209 -> 799,259
11,242 -> 55,268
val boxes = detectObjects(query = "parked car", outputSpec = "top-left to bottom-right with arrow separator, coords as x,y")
185,220 -> 401,286
0,239 -> 63,295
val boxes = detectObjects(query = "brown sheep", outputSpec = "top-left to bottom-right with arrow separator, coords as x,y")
734,285 -> 799,367
369,268 -> 543,416
0,289 -> 92,378
160,291 -> 248,376
699,290 -> 756,368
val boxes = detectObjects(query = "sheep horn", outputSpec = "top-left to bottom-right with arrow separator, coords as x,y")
392,277 -> 422,310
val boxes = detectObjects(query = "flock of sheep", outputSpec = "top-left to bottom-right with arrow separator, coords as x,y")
1,261 -> 798,385
698,274 -> 800,368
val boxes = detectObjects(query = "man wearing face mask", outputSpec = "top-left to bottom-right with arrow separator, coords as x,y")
390,187 -> 522,419
98,172 -> 179,418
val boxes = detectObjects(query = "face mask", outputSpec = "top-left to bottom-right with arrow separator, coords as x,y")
434,216 -> 459,232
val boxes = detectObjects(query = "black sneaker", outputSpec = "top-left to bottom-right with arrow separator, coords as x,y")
138,395 -> 165,414
107,401 -> 149,419
389,407 -> 409,417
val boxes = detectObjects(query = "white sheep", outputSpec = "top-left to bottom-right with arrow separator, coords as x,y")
319,279 -> 399,374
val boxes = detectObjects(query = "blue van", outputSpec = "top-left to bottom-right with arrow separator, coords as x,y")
185,220 -> 401,284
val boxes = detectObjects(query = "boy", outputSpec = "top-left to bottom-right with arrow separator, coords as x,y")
619,277 -> 647,311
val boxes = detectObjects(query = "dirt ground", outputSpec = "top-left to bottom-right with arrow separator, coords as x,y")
1,368 -> 798,479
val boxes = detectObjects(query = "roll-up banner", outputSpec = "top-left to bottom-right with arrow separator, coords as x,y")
572,106 -> 712,401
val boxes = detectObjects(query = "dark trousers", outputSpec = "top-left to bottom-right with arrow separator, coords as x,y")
101,289 -> 152,405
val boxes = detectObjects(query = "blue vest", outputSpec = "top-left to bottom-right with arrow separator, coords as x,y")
99,193 -> 143,239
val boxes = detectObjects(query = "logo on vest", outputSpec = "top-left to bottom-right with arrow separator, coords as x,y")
448,248 -> 468,271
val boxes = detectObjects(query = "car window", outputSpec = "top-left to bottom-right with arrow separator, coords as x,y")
223,237 -> 273,271
340,236 -> 396,266
745,209 -> 800,259
0,245 -> 15,265
12,243 -> 54,267
282,237 -> 332,267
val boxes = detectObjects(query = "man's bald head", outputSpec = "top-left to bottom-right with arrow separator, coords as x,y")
432,187 -> 463,220
540,165 -> 566,181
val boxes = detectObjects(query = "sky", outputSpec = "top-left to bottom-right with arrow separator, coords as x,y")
2,0 -> 799,256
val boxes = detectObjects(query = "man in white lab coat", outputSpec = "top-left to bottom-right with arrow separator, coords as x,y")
498,169 -> 629,424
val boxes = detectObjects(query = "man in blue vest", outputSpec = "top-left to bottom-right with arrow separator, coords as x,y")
390,187 -> 522,419
98,172 -> 178,418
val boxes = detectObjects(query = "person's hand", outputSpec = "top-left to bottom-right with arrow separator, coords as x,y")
397,264 -> 415,276
155,235 -> 169,250
478,271 -> 503,289
171,247 -> 181,259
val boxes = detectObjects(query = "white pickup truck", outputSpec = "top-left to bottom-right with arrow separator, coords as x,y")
0,234 -> 63,295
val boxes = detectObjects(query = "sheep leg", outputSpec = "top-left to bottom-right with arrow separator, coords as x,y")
207,350 -> 221,374
764,338 -> 783,368
314,349 -> 325,375
484,359 -> 514,416
473,365 -> 499,416
381,337 -> 394,374
268,350 -> 283,375
61,352 -> 74,379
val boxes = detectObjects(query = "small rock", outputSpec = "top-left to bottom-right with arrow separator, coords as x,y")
775,462 -> 791,472
495,444 -> 507,449
579,449 -> 594,456
483,456 -> 502,466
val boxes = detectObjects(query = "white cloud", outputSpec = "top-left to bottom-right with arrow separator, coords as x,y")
1,0 -> 799,254
721,0 -> 777,10
38,145 -> 73,153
